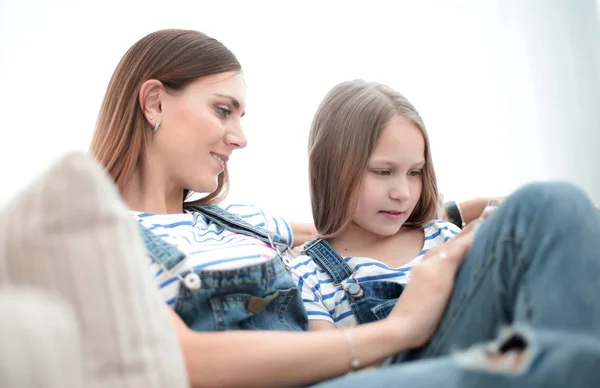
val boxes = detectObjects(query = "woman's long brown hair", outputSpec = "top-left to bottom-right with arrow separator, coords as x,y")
90,29 -> 241,205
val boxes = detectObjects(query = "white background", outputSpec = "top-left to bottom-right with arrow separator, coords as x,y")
1,0 -> 599,222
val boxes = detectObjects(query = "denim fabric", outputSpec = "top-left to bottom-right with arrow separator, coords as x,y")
175,256 -> 308,331
314,328 -> 600,388
188,204 -> 290,250
314,181 -> 600,387
138,204 -> 308,332
395,181 -> 600,362
303,238 -> 404,324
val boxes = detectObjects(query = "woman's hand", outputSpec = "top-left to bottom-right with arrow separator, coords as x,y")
387,220 -> 481,348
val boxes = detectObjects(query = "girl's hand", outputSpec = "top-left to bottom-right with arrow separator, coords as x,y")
387,221 -> 480,348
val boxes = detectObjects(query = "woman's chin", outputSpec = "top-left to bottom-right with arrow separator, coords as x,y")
191,178 -> 219,195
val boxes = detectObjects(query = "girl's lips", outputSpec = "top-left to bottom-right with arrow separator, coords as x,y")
380,211 -> 405,220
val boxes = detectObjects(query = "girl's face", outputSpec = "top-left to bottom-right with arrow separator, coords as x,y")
151,71 -> 247,195
351,115 -> 425,237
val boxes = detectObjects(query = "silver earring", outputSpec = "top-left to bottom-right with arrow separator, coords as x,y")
149,115 -> 154,120
153,121 -> 160,132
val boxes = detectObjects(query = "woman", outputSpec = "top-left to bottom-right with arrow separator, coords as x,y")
90,29 -> 600,387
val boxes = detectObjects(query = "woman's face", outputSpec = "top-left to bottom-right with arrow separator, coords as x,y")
152,71 -> 247,195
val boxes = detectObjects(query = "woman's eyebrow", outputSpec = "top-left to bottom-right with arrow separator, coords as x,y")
212,93 -> 245,116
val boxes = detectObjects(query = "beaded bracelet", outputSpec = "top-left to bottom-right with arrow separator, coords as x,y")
343,329 -> 361,371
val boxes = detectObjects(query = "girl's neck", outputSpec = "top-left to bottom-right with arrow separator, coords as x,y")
328,222 -> 424,268
329,221 -> 420,252
329,222 -> 396,252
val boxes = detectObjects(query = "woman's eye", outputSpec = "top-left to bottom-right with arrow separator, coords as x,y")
409,170 -> 423,177
216,106 -> 232,118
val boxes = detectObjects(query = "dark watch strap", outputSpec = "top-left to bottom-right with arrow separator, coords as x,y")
445,200 -> 464,229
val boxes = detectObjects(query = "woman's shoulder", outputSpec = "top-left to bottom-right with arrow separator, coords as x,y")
129,210 -> 193,226
217,201 -> 294,245
215,202 -> 267,221
185,202 -> 276,228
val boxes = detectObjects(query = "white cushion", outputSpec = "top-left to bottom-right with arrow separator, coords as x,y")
0,152 -> 189,388
0,287 -> 84,387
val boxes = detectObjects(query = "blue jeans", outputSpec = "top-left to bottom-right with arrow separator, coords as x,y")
316,181 -> 600,387
316,329 -> 600,388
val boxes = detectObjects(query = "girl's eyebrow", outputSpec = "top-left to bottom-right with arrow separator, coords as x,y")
369,159 -> 426,167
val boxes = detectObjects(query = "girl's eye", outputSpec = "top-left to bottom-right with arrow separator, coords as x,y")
409,170 -> 423,177
372,170 -> 391,176
216,106 -> 232,118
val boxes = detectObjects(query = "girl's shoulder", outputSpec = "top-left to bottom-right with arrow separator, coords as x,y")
424,219 -> 461,241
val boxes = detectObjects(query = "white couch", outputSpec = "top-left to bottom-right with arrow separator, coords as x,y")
0,153 -> 189,387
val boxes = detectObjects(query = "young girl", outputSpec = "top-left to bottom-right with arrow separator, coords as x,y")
291,80 -> 462,329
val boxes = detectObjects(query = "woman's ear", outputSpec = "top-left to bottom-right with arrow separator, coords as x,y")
139,79 -> 164,125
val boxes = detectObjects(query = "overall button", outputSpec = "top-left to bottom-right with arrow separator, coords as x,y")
184,272 -> 201,290
346,283 -> 363,298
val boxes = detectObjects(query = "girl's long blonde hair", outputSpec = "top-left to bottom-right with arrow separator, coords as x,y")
308,80 -> 439,238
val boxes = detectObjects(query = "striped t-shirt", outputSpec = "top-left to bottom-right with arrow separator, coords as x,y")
132,203 -> 293,307
289,220 -> 460,328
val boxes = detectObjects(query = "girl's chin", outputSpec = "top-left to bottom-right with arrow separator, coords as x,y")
363,226 -> 399,237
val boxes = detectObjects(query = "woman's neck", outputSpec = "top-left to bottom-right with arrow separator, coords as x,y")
120,165 -> 184,215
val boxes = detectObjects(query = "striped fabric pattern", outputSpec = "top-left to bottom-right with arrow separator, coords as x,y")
132,202 -> 293,306
290,220 -> 461,328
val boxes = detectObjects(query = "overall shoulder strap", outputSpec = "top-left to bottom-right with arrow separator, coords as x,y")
185,204 -> 290,250
302,238 -> 353,284
137,224 -> 186,271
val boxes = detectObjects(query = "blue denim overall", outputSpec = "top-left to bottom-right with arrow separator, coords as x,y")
301,238 -> 405,324
137,204 -> 309,332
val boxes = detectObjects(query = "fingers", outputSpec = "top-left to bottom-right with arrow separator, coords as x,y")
460,217 -> 483,235
443,231 -> 473,265
423,226 -> 475,265
481,206 -> 497,220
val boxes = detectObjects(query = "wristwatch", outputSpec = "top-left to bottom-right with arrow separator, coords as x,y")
445,200 -> 465,229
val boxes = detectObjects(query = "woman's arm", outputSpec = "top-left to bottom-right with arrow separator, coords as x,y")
456,198 -> 489,225
445,197 -> 504,226
173,223 -> 478,388
172,311 -> 415,388
289,198 -> 492,243
290,222 -> 318,247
